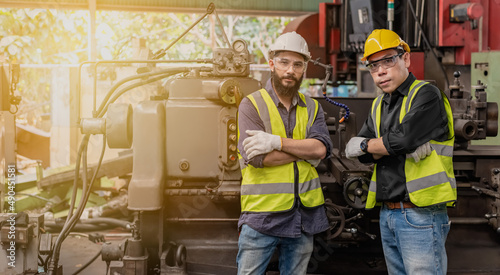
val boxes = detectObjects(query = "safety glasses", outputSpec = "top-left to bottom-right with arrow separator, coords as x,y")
273,57 -> 306,73
366,53 -> 403,73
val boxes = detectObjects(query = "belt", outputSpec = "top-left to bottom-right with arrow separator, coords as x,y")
384,201 -> 417,209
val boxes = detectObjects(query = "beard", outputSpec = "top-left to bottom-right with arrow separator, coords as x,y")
271,70 -> 303,98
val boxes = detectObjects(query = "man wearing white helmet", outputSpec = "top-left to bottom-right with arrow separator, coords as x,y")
236,31 -> 332,274
345,29 -> 456,274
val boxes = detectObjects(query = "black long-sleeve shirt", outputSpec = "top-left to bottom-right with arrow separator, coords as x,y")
357,73 -> 449,202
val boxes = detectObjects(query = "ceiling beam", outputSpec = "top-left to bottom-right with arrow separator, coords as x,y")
0,1 -> 326,16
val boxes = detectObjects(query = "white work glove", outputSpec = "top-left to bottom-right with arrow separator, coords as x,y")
407,142 -> 432,163
243,130 -> 282,160
305,159 -> 321,167
345,137 -> 366,159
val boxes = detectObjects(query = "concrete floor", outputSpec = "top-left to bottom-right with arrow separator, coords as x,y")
57,232 -> 128,275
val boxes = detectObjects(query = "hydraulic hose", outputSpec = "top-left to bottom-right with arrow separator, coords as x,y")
46,217 -> 131,232
98,70 -> 192,118
47,135 -> 102,275
96,67 -> 191,117
310,59 -> 350,123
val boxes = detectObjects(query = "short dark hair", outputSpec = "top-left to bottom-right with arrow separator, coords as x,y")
395,46 -> 406,55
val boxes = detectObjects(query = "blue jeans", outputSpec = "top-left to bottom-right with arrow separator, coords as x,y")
237,224 -> 314,275
379,203 -> 451,275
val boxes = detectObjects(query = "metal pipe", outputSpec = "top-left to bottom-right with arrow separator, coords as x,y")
152,3 -> 216,60
414,0 -> 420,45
417,0 -> 426,47
88,0 -> 97,62
450,218 -> 489,224
214,9 -> 231,47
387,0 -> 394,30
479,16 -> 483,51
77,61 -> 95,125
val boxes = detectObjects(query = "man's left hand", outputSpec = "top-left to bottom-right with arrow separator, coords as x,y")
407,142 -> 432,163
345,137 -> 366,159
243,130 -> 282,159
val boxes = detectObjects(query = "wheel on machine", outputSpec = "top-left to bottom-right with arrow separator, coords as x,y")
324,199 -> 346,240
343,177 -> 369,209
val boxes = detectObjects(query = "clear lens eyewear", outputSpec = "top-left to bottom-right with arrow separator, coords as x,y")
273,57 -> 306,73
366,53 -> 403,73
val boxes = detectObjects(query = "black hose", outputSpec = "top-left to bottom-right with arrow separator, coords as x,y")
98,71 -> 185,118
60,136 -> 104,246
66,134 -> 90,223
72,250 -> 102,275
80,217 -> 131,228
95,67 -> 190,117
47,135 -> 104,275
45,218 -> 131,232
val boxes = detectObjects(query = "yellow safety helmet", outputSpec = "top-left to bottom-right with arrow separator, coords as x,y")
361,29 -> 410,61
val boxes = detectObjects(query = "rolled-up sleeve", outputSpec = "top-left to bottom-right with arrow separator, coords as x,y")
308,103 -> 333,159
237,97 -> 266,168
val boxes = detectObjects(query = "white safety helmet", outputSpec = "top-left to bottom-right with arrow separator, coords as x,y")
268,31 -> 311,61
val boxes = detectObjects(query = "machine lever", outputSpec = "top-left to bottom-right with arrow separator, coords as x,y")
471,186 -> 500,199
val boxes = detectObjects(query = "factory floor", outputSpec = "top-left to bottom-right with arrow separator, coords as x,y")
55,223 -> 500,275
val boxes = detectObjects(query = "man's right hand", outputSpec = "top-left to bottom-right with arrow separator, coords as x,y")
407,142 -> 432,163
243,130 -> 282,159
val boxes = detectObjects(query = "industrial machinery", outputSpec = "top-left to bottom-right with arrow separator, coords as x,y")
1,1 -> 500,274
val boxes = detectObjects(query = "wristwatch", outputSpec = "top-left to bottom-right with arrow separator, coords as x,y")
360,138 -> 370,153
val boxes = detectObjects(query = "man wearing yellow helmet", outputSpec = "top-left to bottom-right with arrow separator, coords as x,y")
345,29 -> 456,275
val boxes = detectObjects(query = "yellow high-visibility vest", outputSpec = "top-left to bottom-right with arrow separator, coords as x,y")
366,80 -> 457,209
238,89 -> 325,212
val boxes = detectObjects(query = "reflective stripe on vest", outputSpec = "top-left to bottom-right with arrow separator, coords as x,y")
238,89 -> 324,212
366,81 -> 457,209
370,95 -> 384,139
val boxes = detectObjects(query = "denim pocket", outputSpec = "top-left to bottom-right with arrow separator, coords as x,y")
403,208 -> 433,229
441,221 -> 451,237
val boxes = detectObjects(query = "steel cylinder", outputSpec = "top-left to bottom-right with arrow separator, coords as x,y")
454,119 -> 478,140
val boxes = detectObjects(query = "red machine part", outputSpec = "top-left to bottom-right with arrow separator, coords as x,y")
450,3 -> 484,22
467,3 -> 485,19
284,2 -> 343,80
438,0 -> 490,65
409,52 -> 425,80
488,0 -> 500,50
